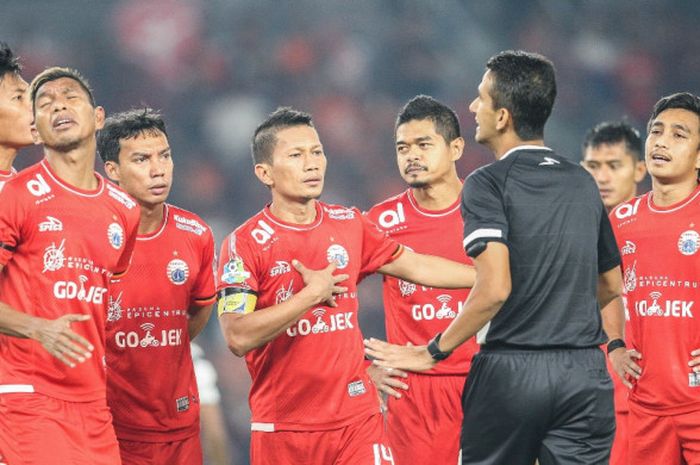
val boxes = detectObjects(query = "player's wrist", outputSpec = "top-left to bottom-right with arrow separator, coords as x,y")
606,338 -> 626,355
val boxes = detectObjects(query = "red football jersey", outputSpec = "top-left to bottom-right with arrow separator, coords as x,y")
366,189 -> 477,375
0,160 -> 139,401
217,201 -> 402,431
610,185 -> 700,415
0,168 -> 16,192
105,204 -> 216,442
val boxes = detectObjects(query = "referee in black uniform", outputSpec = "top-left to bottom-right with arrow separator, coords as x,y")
365,50 -> 634,465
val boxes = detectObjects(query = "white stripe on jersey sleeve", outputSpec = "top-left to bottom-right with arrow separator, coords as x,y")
463,228 -> 503,248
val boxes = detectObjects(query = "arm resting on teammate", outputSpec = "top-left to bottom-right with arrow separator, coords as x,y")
220,260 -> 348,357
366,242 -> 510,372
188,304 -> 213,340
378,248 -> 475,289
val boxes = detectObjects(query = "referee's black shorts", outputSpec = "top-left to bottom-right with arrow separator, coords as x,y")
460,346 -> 615,465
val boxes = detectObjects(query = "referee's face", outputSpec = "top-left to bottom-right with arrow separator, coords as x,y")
469,70 -> 499,147
396,119 -> 461,188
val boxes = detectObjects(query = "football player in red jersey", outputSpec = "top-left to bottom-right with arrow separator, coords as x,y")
607,93 -> 700,465
217,107 -> 476,465
98,108 -> 217,465
581,121 -> 646,465
0,67 -> 140,465
365,95 -> 478,465
0,42 -> 32,190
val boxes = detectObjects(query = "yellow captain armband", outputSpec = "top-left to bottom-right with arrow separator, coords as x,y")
217,288 -> 257,317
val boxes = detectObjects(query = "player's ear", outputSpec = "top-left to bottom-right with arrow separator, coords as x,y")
633,159 -> 647,183
104,160 -> 120,183
450,137 -> 465,162
254,163 -> 274,187
94,106 -> 106,131
30,121 -> 42,145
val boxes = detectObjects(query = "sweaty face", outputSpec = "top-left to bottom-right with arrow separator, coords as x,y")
32,77 -> 104,152
646,108 -> 700,185
0,73 -> 32,149
582,142 -> 644,209
108,131 -> 173,208
262,125 -> 326,202
469,70 -> 499,147
396,119 -> 459,188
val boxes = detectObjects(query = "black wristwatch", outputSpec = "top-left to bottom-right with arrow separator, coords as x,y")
606,338 -> 626,354
427,333 -> 452,361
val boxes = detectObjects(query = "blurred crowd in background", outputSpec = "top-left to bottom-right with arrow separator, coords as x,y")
3,1 -> 699,463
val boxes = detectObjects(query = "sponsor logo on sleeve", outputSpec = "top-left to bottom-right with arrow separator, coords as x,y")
326,244 -> 349,269
38,216 -> 63,232
107,223 -> 124,249
221,257 -> 250,284
678,230 -> 699,256
167,259 -> 190,285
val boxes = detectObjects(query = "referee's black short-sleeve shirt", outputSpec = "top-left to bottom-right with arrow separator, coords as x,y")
461,146 -> 620,349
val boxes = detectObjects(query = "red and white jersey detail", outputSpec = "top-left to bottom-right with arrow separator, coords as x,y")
610,184 -> 700,415
0,160 -> 140,401
217,201 -> 402,431
106,204 -> 216,442
366,189 -> 477,375
0,167 -> 17,193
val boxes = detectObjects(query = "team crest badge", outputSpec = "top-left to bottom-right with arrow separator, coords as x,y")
167,259 -> 190,285
107,223 -> 124,250
678,230 -> 699,256
326,244 -> 349,269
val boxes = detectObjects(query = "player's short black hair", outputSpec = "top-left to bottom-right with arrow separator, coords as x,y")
485,50 -> 556,141
29,66 -> 95,112
97,108 -> 168,163
252,107 -> 314,165
0,42 -> 22,81
582,121 -> 643,161
648,92 -> 700,140
395,95 -> 461,144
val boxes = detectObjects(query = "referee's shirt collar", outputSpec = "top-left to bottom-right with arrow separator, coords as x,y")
500,145 -> 553,160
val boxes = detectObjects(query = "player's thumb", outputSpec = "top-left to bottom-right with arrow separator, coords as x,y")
291,259 -> 307,274
65,314 -> 91,322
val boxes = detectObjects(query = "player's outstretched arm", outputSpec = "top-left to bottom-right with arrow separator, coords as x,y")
188,304 -> 213,340
377,248 -> 475,289
220,260 -> 349,357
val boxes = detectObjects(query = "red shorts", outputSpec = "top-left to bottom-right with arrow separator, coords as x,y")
629,403 -> 700,465
386,373 -> 464,465
609,411 -> 627,465
250,413 -> 394,465
0,393 -> 120,465
118,434 -> 202,465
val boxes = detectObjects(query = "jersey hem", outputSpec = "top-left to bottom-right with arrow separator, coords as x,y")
629,398 -> 700,417
250,406 -> 380,432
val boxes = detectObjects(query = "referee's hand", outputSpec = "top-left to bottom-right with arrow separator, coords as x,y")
608,347 -> 642,389
364,338 -> 436,372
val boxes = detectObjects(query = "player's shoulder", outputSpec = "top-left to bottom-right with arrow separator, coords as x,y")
3,162 -> 43,192
610,192 -> 650,226
366,190 -> 408,218
167,203 -> 211,238
103,179 -> 138,212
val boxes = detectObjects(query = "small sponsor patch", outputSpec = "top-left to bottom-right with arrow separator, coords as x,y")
107,223 -> 124,249
678,230 -> 699,256
176,396 -> 190,412
621,240 -> 636,256
221,257 -> 250,284
690,372 -> 700,388
38,216 -> 63,232
348,380 -> 367,397
167,259 -> 190,285
327,244 -> 349,269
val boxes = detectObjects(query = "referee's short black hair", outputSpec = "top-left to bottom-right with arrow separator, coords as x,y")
648,92 -> 700,144
0,42 -> 22,81
252,107 -> 314,165
583,121 -> 643,161
486,50 -> 556,141
98,108 -> 168,163
395,95 -> 461,144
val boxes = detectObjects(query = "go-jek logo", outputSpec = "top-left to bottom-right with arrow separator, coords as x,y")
53,275 -> 108,304
634,291 -> 694,318
286,309 -> 354,337
114,322 -> 183,348
411,294 -> 462,321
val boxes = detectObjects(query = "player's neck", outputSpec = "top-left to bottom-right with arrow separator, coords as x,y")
411,174 -> 462,210
44,144 -> 98,190
269,197 -> 318,225
138,203 -> 166,235
492,134 -> 545,160
0,146 -> 16,172
651,176 -> 699,207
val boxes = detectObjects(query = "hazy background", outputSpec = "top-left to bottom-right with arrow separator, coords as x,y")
3,1 -> 699,463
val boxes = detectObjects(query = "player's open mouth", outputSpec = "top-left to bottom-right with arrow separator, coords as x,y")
52,117 -> 75,130
405,165 -> 427,175
650,153 -> 671,164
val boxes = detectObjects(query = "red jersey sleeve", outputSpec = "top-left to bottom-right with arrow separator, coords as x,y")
358,209 -> 402,280
191,226 -> 217,306
0,181 -> 28,266
112,203 -> 140,280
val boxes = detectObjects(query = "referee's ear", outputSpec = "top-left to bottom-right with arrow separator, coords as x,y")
495,108 -> 511,132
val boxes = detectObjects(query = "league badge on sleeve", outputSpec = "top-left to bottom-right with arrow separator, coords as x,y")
221,257 -> 250,285
326,244 -> 349,269
678,230 -> 699,256
107,223 -> 125,250
167,259 -> 190,285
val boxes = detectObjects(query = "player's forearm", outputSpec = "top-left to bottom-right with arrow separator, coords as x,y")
0,301 -> 38,338
221,288 -> 323,356
188,304 -> 213,340
381,251 -> 475,289
600,297 -> 625,342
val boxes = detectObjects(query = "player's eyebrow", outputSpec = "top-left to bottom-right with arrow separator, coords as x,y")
396,135 -> 433,146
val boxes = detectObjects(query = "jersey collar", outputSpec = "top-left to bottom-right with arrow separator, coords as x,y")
500,145 -> 553,160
